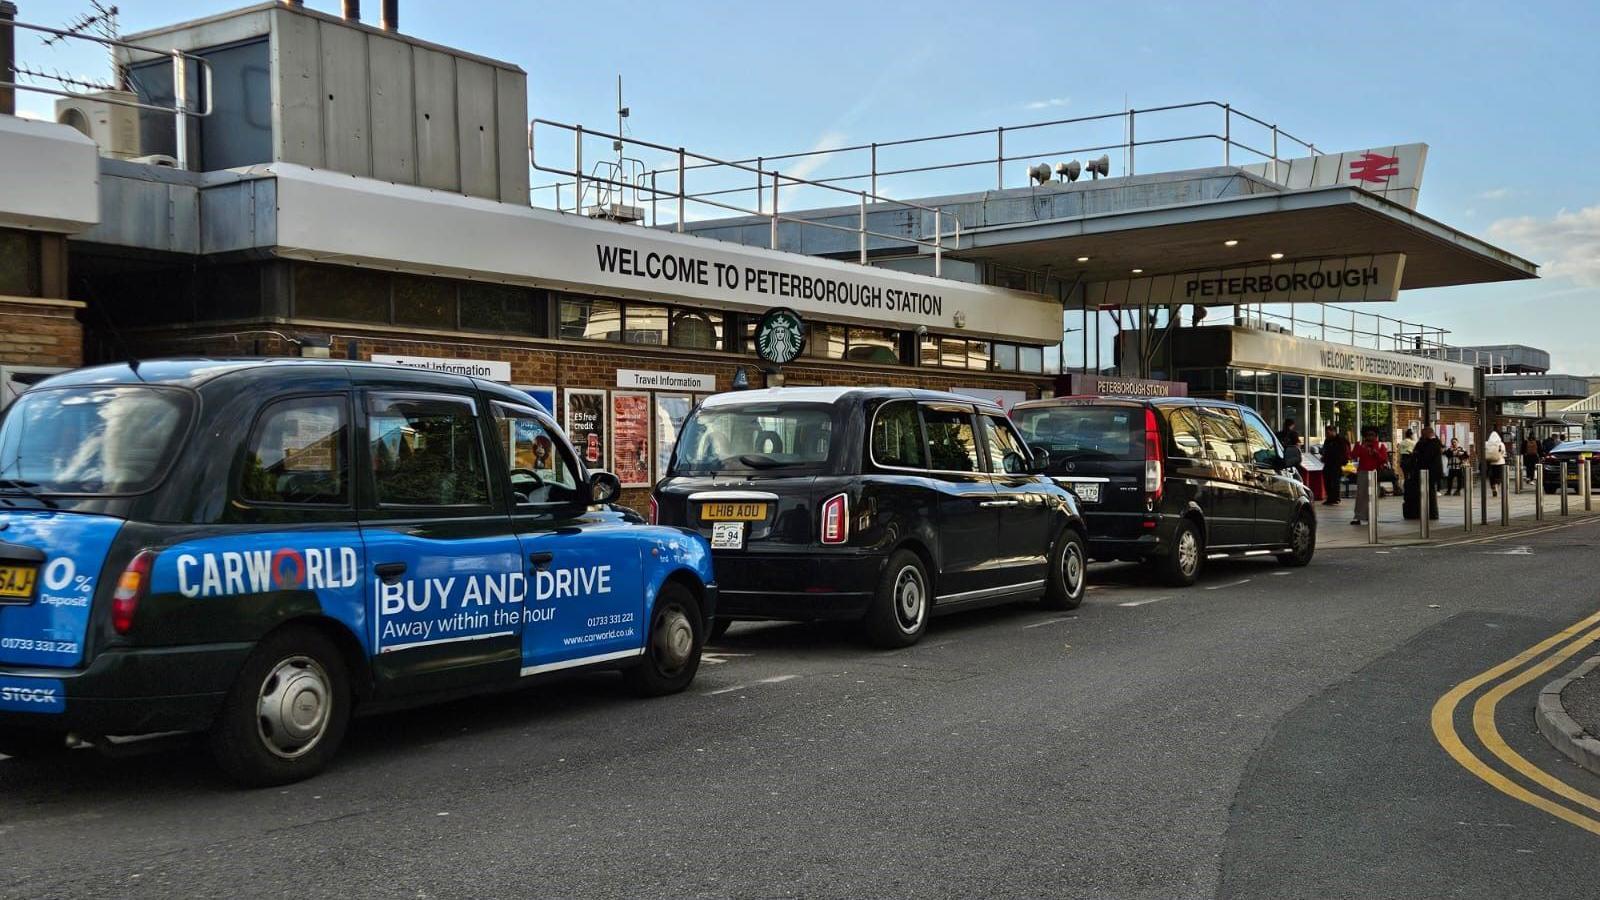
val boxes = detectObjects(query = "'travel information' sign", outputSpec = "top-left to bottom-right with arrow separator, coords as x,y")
371,354 -> 511,383
1085,254 -> 1406,308
616,369 -> 715,392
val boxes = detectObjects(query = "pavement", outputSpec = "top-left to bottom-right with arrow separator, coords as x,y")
1316,476 -> 1600,548
4,519 -> 1600,898
1536,654 -> 1600,778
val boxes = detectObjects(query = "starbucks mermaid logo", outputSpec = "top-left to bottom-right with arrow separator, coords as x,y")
756,308 -> 805,365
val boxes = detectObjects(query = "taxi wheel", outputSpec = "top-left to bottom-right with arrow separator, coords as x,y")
864,549 -> 930,649
1277,511 -> 1317,567
1158,520 -> 1204,587
623,582 -> 703,697
1041,530 -> 1087,610
209,626 -> 351,787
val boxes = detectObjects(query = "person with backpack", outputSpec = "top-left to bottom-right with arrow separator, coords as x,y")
1484,430 -> 1506,497
1523,435 -> 1542,485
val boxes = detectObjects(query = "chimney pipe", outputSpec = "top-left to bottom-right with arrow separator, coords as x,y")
342,0 -> 359,21
0,2 -> 15,117
380,0 -> 397,31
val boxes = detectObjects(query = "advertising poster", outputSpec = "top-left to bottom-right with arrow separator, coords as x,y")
654,393 -> 693,481
565,389 -> 608,470
517,385 -> 556,417
611,391 -> 652,487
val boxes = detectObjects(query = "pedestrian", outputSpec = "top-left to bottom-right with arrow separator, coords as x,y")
1405,427 -> 1443,520
1320,425 -> 1349,506
1542,433 -> 1560,456
1397,428 -> 1417,489
1484,430 -> 1506,497
1445,438 -> 1469,494
1278,418 -> 1306,483
1277,418 -> 1301,452
1351,427 -> 1390,525
1523,434 -> 1541,484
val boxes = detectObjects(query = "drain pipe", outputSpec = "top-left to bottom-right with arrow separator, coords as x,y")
0,2 -> 16,117
381,0 -> 398,31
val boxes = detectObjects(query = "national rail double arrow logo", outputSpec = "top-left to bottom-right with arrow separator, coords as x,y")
1349,152 -> 1401,185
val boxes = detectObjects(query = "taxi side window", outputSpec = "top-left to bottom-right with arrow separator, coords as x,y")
1238,408 -> 1281,467
1198,406 -> 1249,463
871,400 -> 926,469
367,393 -> 491,506
921,404 -> 983,472
981,414 -> 1030,474
1166,407 -> 1207,460
240,395 -> 349,505
491,403 -> 582,506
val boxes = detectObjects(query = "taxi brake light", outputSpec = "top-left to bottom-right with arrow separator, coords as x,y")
112,550 -> 156,635
1144,408 -> 1163,500
820,493 -> 849,545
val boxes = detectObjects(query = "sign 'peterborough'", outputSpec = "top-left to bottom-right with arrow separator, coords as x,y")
1084,254 -> 1405,308
756,308 -> 806,365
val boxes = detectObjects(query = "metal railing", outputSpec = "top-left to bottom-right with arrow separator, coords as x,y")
1,18 -> 214,170
529,118 -> 963,274
1232,303 -> 1511,374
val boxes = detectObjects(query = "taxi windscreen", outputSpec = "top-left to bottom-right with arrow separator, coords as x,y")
0,386 -> 191,495
670,404 -> 834,475
1013,406 -> 1142,461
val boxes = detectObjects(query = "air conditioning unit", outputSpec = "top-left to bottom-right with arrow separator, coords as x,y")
54,90 -> 141,160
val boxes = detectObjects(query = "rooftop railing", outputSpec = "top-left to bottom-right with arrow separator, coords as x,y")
1233,303 -> 1510,374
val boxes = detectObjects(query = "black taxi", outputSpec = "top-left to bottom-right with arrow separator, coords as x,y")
0,359 -> 716,785
652,387 -> 1087,647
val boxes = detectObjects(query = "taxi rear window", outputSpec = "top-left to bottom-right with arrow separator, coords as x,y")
1014,405 -> 1141,461
0,386 -> 191,495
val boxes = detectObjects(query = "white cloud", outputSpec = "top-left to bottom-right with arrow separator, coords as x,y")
1488,205 -> 1600,286
1024,97 -> 1070,111
1477,187 -> 1512,200
783,130 -> 848,183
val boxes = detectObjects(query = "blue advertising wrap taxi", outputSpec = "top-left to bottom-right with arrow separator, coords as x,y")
0,360 -> 715,785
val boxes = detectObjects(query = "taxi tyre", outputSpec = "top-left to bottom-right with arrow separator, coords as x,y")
1041,529 -> 1087,610
623,582 -> 703,697
863,549 -> 930,649
1158,519 -> 1204,587
209,625 -> 351,787
1277,510 -> 1317,567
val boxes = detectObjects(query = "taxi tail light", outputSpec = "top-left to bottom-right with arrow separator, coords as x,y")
648,494 -> 659,524
820,493 -> 850,545
1143,408 -> 1163,500
111,550 -> 156,635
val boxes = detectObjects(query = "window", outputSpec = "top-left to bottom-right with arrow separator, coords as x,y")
559,296 -> 622,341
982,414 -> 1030,474
623,303 -> 669,345
1013,405 -> 1140,461
1238,408 -> 1280,467
1198,406 -> 1248,462
809,322 -> 845,359
967,341 -> 992,371
240,396 -> 349,505
460,283 -> 539,335
293,263 -> 390,322
0,386 -> 190,495
921,404 -> 982,472
394,275 -> 456,329
670,309 -> 722,350
0,229 -> 42,297
992,344 -> 1019,372
1166,407 -> 1206,459
671,404 -> 834,475
492,404 -> 582,506
920,335 -> 941,367
871,401 -> 925,469
1019,345 -> 1045,374
941,337 -> 968,369
367,394 -> 490,506
847,328 -> 900,365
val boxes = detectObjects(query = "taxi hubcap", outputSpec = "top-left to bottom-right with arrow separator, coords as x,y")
1178,530 -> 1199,575
894,566 -> 926,633
654,604 -> 695,672
1062,542 -> 1084,595
257,655 -> 331,759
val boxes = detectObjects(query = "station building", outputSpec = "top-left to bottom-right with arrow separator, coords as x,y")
0,0 -> 1545,509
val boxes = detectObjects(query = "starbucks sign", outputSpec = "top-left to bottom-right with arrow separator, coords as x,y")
756,307 -> 806,366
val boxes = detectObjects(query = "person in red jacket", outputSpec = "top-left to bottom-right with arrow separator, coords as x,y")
1351,427 -> 1390,526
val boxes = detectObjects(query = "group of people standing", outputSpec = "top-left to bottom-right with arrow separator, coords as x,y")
1302,423 -> 1466,526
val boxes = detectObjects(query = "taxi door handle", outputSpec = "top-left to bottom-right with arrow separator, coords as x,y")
528,552 -> 555,569
981,500 -> 1018,508
374,562 -> 407,583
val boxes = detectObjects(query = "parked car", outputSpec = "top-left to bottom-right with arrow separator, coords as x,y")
1540,440 -> 1600,493
652,388 -> 1088,647
1010,396 -> 1316,586
0,360 -> 715,785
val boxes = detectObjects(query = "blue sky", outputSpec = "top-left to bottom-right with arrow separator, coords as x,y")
15,0 -> 1600,372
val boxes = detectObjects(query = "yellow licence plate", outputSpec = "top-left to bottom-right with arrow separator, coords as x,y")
700,502 -> 768,521
0,564 -> 38,601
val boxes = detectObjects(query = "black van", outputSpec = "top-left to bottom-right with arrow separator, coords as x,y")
652,388 -> 1088,647
1010,397 -> 1315,586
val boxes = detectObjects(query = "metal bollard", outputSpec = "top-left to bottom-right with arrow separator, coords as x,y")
1366,469 -> 1379,545
1462,465 -> 1474,533
1513,459 -> 1523,494
1419,469 -> 1431,538
1504,466 -> 1514,525
1534,464 -> 1544,521
1560,462 -> 1570,516
1585,461 -> 1593,512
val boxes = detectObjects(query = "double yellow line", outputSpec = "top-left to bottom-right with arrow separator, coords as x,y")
1432,608 -> 1600,836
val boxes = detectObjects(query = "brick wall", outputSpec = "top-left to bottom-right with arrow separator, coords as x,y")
120,322 -> 1054,514
0,298 -> 84,367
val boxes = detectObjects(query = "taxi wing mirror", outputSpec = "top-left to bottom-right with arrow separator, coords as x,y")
1028,445 -> 1051,473
586,470 -> 622,506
